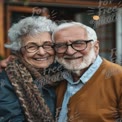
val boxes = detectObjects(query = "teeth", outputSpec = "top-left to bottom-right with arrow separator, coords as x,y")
35,58 -> 47,61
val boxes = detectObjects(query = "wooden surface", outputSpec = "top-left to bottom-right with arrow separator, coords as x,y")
0,1 -> 5,58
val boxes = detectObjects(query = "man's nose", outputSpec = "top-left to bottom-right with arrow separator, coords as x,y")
66,45 -> 77,55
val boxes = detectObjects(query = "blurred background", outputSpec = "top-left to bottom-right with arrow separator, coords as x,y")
0,0 -> 122,65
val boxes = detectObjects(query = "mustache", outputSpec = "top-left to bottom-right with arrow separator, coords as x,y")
64,55 -> 83,59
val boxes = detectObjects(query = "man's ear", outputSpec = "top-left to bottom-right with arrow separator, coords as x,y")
94,40 -> 99,55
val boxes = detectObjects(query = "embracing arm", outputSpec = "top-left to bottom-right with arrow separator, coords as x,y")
0,70 -> 25,122
0,55 -> 15,72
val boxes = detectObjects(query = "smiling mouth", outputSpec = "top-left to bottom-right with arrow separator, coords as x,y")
64,56 -> 82,60
34,57 -> 48,61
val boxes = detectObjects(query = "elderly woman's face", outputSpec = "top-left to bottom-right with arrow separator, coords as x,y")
22,32 -> 54,69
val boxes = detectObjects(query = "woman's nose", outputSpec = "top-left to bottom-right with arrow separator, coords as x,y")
37,47 -> 46,55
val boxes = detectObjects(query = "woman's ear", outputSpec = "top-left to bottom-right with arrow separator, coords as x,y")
20,47 -> 25,55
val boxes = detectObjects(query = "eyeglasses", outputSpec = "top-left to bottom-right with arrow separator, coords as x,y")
22,42 -> 54,53
54,40 -> 93,54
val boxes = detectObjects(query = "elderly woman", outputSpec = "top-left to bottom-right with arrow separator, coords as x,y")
0,16 -> 63,122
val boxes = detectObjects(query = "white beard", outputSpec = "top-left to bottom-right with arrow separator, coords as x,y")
56,47 -> 97,75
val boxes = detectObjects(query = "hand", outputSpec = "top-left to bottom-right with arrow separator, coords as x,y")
0,55 -> 15,72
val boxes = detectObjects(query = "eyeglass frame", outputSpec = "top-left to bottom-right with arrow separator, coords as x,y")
54,39 -> 93,54
21,42 -> 54,53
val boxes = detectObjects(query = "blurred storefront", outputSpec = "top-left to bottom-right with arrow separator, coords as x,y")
0,0 -> 122,65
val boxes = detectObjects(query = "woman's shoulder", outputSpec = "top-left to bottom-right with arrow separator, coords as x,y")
0,69 -> 13,89
0,69 -> 9,80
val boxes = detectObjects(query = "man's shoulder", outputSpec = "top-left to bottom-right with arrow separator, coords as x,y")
101,59 -> 122,81
102,58 -> 122,70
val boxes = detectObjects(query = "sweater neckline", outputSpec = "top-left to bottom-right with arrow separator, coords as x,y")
68,58 -> 106,104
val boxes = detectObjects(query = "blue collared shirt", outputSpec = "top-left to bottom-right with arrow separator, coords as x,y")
58,55 -> 103,122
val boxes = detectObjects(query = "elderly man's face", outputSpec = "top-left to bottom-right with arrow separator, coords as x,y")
54,26 -> 99,73
21,32 -> 54,69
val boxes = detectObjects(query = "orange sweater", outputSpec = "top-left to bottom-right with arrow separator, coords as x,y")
56,59 -> 122,122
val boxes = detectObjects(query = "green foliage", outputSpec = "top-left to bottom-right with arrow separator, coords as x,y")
0,56 -> 4,60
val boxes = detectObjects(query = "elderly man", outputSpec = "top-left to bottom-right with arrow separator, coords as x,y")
52,22 -> 122,122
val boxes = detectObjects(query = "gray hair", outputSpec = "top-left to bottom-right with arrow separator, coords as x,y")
52,22 -> 97,42
5,16 -> 57,51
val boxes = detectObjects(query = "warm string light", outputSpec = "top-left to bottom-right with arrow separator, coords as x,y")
93,15 -> 100,21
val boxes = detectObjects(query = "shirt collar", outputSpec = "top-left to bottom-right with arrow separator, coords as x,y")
80,55 -> 102,84
62,55 -> 103,85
